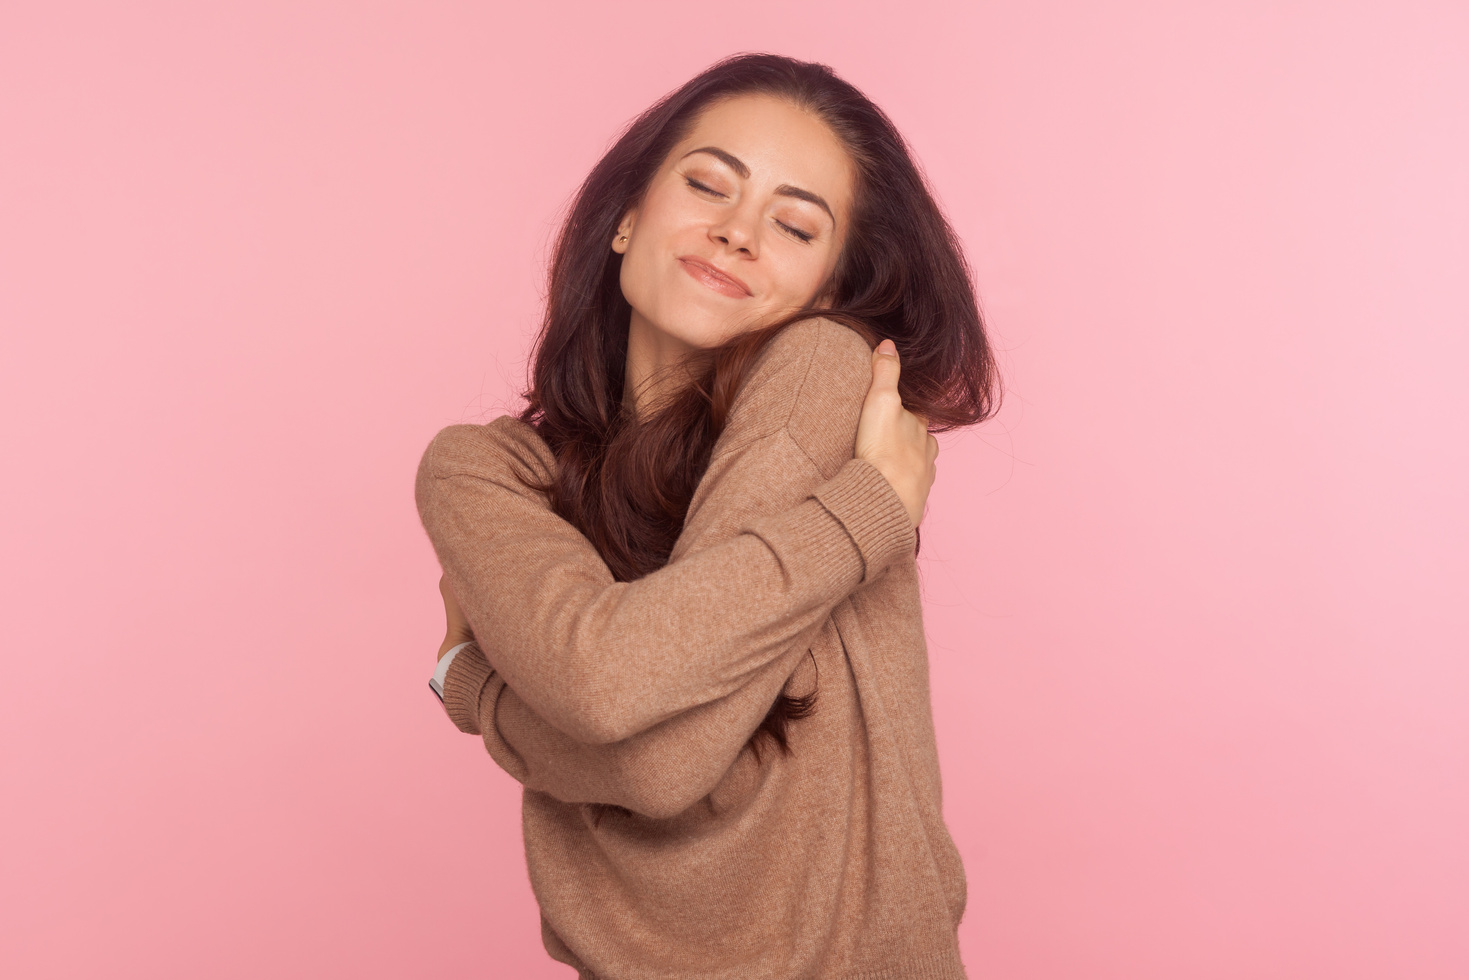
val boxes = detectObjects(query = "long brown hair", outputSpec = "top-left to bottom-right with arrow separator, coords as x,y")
516,53 -> 1000,770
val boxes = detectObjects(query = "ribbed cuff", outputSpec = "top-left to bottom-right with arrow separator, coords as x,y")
812,457 -> 917,585
442,641 -> 495,735
430,641 -> 473,701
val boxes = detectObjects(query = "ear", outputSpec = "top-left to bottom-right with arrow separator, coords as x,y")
611,209 -> 637,254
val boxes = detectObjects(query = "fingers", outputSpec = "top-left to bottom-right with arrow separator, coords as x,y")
870,338 -> 901,395
872,339 -> 899,371
871,340 -> 935,440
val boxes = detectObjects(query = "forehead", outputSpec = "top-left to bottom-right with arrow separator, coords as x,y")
674,94 -> 854,203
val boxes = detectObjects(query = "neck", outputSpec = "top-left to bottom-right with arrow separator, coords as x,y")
623,310 -> 701,421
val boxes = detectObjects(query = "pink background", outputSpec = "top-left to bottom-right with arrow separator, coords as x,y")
2,2 -> 1465,977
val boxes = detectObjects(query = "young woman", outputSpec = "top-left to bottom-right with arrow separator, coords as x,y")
417,53 -> 998,979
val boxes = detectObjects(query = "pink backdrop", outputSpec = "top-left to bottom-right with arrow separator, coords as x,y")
2,2 -> 1465,977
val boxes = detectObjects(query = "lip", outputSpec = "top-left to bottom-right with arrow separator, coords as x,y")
677,256 -> 752,297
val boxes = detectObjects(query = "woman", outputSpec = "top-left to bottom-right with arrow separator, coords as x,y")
417,53 -> 998,979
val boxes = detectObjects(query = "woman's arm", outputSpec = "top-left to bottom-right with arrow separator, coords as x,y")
438,632 -> 823,819
430,460 -> 839,819
416,318 -> 918,748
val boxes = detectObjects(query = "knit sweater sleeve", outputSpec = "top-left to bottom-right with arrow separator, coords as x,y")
415,318 -> 915,764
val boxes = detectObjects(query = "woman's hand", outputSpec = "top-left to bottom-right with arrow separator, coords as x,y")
855,338 -> 938,529
437,574 -> 476,661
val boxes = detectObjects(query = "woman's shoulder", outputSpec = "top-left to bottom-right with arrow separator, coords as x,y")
748,315 -> 873,388
725,316 -> 875,478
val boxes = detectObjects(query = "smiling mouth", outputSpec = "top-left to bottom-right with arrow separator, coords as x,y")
678,257 -> 752,298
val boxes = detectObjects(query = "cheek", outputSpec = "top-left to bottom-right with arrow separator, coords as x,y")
618,247 -> 654,313
636,181 -> 699,240
619,233 -> 685,317
771,253 -> 835,304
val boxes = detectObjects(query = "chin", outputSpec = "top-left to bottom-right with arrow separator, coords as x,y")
658,304 -> 760,350
667,321 -> 738,351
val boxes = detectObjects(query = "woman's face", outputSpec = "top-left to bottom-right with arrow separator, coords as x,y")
614,93 -> 856,353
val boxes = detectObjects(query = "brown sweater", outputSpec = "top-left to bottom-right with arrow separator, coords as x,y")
416,317 -> 969,979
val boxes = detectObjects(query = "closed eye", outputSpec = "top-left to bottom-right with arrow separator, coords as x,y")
777,220 -> 814,243
685,176 -> 725,198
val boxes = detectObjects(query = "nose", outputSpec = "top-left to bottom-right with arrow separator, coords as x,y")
708,204 -> 759,257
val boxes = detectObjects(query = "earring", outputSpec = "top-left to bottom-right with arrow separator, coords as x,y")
619,235 -> 628,243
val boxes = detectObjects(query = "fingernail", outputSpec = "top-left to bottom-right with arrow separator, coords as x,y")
878,339 -> 896,355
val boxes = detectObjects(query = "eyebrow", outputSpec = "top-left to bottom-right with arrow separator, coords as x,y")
680,146 -> 837,228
